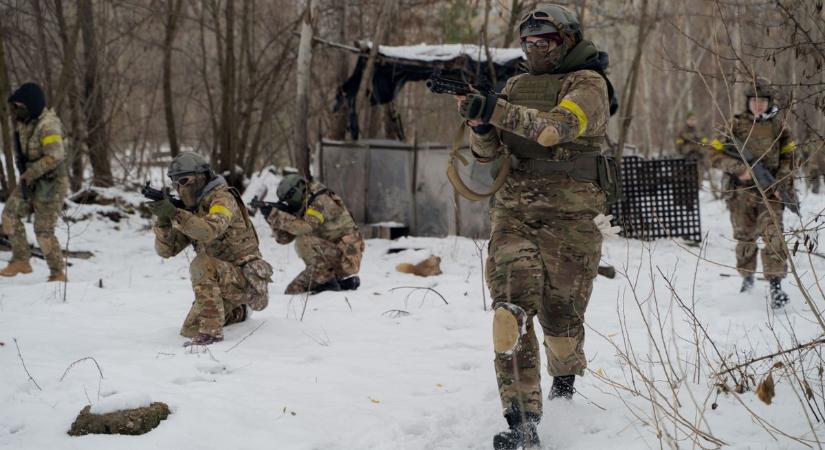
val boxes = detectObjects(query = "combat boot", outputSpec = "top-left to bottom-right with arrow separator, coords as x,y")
0,260 -> 33,277
493,409 -> 541,450
549,375 -> 576,400
310,277 -> 341,294
48,271 -> 68,282
183,333 -> 223,347
769,278 -> 790,309
740,275 -> 755,293
338,275 -> 360,291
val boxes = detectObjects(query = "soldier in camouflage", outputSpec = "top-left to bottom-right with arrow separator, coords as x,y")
1,82 -> 69,281
675,112 -> 709,185
457,5 -> 616,449
708,77 -> 796,308
265,174 -> 364,295
147,152 -> 273,346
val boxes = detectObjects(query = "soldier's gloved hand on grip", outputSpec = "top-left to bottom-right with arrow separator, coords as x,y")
458,92 -> 497,124
593,213 -> 621,239
19,170 -> 34,185
146,193 -> 177,226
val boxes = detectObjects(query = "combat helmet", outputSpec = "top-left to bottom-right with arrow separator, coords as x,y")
518,4 -> 582,45
744,76 -> 774,99
167,152 -> 212,180
277,174 -> 307,211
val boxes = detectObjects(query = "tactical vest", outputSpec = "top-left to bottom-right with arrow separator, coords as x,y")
500,74 -> 604,161
200,186 -> 261,266
732,114 -> 784,173
305,187 -> 358,242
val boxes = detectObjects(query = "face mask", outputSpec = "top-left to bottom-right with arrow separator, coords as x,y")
11,104 -> 29,122
175,174 -> 206,209
525,42 -> 567,74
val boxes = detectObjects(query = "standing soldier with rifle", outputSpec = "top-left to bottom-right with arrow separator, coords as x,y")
709,77 -> 797,308
1,82 -> 68,281
675,111 -> 709,186
145,152 -> 273,346
262,174 -> 364,295
454,5 -> 618,449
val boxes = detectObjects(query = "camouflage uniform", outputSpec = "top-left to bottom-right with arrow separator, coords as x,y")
470,39 -> 610,418
675,124 -> 709,185
154,177 -> 269,339
1,108 -> 68,275
709,112 -> 797,279
267,181 -> 364,294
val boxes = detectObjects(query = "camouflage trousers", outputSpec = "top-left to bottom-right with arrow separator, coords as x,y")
486,209 -> 602,417
285,232 -> 364,294
1,185 -> 65,274
181,253 -> 248,339
726,190 -> 787,279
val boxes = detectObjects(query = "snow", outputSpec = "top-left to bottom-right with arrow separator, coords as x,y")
363,42 -> 525,65
88,392 -> 152,415
1,186 -> 825,449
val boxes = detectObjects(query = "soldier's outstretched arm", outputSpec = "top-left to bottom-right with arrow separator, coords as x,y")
487,71 -> 609,147
25,120 -> 66,181
172,192 -> 239,244
153,225 -> 190,258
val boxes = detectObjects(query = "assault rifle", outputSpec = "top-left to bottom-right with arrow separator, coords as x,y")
723,137 -> 800,216
140,182 -> 187,209
248,196 -> 294,218
13,131 -> 29,200
425,76 -> 495,97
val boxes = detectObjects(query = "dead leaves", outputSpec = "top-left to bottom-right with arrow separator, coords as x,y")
756,372 -> 775,405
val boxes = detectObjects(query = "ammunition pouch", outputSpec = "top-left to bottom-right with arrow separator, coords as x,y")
513,152 -> 621,205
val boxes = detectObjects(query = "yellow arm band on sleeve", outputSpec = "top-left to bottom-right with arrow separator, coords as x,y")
710,139 -> 724,151
558,99 -> 588,137
675,138 -> 685,145
208,204 -> 233,219
41,134 -> 62,146
781,140 -> 797,154
305,208 -> 325,223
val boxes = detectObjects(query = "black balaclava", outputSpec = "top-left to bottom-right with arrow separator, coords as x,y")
8,82 -> 46,123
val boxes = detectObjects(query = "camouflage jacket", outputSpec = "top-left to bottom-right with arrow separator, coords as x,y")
154,177 -> 262,266
470,69 -> 609,162
709,111 -> 796,189
16,108 -> 68,199
675,125 -> 707,160
267,181 -> 358,244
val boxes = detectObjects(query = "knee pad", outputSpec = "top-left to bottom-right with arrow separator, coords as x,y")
493,302 -> 527,355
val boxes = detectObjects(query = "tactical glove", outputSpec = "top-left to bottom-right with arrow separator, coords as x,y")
146,193 -> 177,226
459,93 -> 497,124
593,213 -> 621,239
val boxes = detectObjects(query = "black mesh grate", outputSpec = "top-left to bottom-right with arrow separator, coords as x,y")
610,157 -> 702,241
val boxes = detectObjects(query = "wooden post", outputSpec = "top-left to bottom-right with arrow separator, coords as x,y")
411,134 -> 419,236
294,0 -> 316,180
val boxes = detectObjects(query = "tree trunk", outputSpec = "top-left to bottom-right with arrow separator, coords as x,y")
327,0 -> 348,140
615,0 -> 656,163
163,0 -> 185,158
219,0 -> 238,185
78,0 -> 113,187
55,0 -> 83,191
355,0 -> 394,139
32,0 -> 53,100
0,26 -> 16,193
294,0 -> 316,179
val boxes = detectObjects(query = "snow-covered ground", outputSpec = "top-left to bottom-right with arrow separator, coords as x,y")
2,187 -> 825,449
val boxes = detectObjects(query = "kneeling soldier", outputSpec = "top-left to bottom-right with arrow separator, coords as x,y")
265,175 -> 364,294
147,152 -> 273,346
